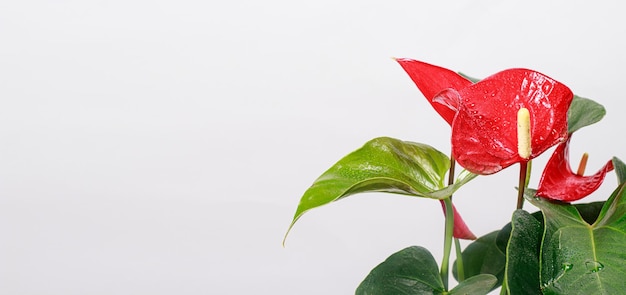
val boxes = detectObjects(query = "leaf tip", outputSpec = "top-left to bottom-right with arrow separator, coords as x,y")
282,220 -> 298,247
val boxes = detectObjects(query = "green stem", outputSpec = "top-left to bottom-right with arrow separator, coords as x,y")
449,157 -> 466,283
499,279 -> 508,295
444,156 -> 465,287
440,197 -> 454,290
454,238 -> 465,282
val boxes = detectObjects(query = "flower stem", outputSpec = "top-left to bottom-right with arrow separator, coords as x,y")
454,238 -> 465,282
440,197 -> 454,290
516,161 -> 529,209
448,158 -> 456,186
449,157 -> 466,284
499,279 -> 509,295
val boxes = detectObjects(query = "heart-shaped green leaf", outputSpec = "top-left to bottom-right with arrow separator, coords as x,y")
528,183 -> 626,294
567,95 -> 605,134
356,246 -> 444,295
504,210 -> 542,294
285,137 -> 476,241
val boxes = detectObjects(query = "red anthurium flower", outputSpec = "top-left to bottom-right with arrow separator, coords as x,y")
395,58 -> 473,125
536,137 -> 614,202
444,69 -> 573,174
395,58 -> 573,175
440,202 -> 476,240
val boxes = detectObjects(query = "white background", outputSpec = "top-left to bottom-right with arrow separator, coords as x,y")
1,1 -> 625,294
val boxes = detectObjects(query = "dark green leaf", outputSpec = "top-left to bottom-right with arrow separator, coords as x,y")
567,95 -> 606,133
527,183 -> 626,294
459,201 -> 604,294
612,157 -> 626,184
574,201 -> 605,225
496,210 -> 543,252
285,137 -> 476,242
452,231 -> 505,289
448,274 -> 497,295
453,197 -> 608,294
504,210 -> 542,294
356,246 -> 444,295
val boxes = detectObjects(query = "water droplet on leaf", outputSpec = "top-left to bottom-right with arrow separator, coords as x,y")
585,260 -> 604,273
562,263 -> 573,271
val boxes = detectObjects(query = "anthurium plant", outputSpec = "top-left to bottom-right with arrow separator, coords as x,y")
284,59 -> 625,294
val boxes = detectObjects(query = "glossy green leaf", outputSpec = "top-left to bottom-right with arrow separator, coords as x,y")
612,157 -> 626,184
496,209 -> 544,252
285,137 -> 471,241
527,183 -> 626,294
504,210 -> 542,294
455,202 -> 603,293
452,231 -> 505,289
567,95 -> 606,133
448,274 -> 497,295
356,246 -> 444,295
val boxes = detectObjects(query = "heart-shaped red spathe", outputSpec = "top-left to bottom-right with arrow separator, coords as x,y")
536,137 -> 614,202
446,69 -> 573,174
395,58 -> 473,125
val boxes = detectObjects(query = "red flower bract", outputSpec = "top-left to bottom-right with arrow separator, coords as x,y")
395,58 -> 573,175
444,69 -> 573,174
395,58 -> 473,125
440,202 -> 476,240
536,137 -> 614,202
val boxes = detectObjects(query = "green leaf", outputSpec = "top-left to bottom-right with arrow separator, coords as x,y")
457,201 -> 604,294
452,231 -> 505,289
574,201 -> 605,225
448,274 -> 497,295
356,246 -> 445,295
527,183 -> 626,294
567,95 -> 606,133
285,137 -> 470,241
504,210 -> 542,294
612,157 -> 626,184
